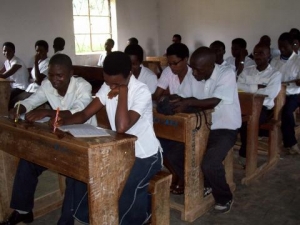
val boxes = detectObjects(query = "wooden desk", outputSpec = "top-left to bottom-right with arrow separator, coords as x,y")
238,92 -> 267,185
153,110 -> 235,222
0,78 -> 12,116
0,118 -> 136,224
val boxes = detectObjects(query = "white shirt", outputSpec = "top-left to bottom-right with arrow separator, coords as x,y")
179,64 -> 241,130
270,48 -> 280,59
225,56 -> 255,71
157,66 -> 193,95
21,76 -> 97,126
26,57 -> 50,93
4,56 -> 29,90
237,65 -> 282,109
270,52 -> 300,95
136,65 -> 157,94
96,75 -> 160,158
97,53 -> 105,67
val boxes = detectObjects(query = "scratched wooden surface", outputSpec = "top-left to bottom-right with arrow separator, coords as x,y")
0,117 -> 136,225
0,79 -> 12,116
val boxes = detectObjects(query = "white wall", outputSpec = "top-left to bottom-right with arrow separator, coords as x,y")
157,0 -> 300,58
0,0 -> 159,67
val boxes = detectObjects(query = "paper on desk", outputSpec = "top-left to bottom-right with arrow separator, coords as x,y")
58,124 -> 110,138
19,114 -> 50,123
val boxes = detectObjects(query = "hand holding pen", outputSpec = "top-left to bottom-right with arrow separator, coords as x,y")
53,107 -> 60,133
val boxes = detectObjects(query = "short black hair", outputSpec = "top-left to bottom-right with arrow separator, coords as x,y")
173,34 -> 182,41
35,40 -> 49,51
232,38 -> 247,49
53,37 -> 65,50
290,28 -> 300,35
128,37 -> 139,45
278,32 -> 294,45
103,51 -> 131,78
124,44 -> 143,63
166,43 -> 189,59
210,40 -> 225,50
106,38 -> 115,46
49,53 -> 72,71
3,42 -> 15,51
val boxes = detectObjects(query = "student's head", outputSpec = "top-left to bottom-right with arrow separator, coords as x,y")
252,43 -> 270,69
172,34 -> 182,43
189,47 -> 216,81
166,43 -> 189,75
2,42 -> 15,60
35,40 -> 49,59
124,44 -> 144,76
289,28 -> 300,37
209,40 -> 225,64
127,37 -> 139,45
259,35 -> 271,47
278,32 -> 294,58
231,38 -> 247,58
48,54 -> 73,94
105,38 -> 114,52
103,51 -> 132,89
291,34 -> 300,54
53,37 -> 65,52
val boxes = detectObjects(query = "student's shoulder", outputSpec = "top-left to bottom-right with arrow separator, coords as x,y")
141,65 -> 157,76
72,76 -> 92,88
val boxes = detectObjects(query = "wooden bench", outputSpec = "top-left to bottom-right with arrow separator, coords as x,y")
146,56 -> 168,68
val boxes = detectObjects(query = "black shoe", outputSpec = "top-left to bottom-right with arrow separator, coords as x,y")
0,210 -> 33,225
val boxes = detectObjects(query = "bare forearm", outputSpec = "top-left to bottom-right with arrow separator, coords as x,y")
185,97 -> 221,110
115,87 -> 130,133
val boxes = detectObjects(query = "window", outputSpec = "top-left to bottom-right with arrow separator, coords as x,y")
72,0 -> 116,54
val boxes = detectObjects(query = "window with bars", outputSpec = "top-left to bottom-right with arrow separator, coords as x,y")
72,0 -> 112,54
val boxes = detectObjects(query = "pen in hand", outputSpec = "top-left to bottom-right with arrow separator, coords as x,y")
53,107 -> 60,133
14,101 -> 20,123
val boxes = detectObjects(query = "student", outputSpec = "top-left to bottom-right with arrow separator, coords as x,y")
97,38 -> 114,67
270,32 -> 300,154
172,34 -> 182,43
124,44 -> 157,94
169,47 -> 240,213
153,43 -> 192,101
53,37 -> 65,54
225,38 -> 255,76
0,42 -> 29,109
127,37 -> 139,45
52,51 -> 162,225
209,40 -> 230,66
0,54 -> 97,225
258,35 -> 281,60
237,44 -> 282,164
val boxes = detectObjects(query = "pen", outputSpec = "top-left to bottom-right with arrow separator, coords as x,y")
14,101 -> 20,123
53,107 -> 60,133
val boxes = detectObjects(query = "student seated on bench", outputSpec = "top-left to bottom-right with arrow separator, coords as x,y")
97,38 -> 114,67
209,40 -> 231,67
166,47 -> 241,213
11,40 -> 50,105
1,54 -> 97,225
124,44 -> 157,94
270,32 -> 300,155
0,42 -> 29,109
237,43 -> 282,164
52,52 -> 162,225
53,37 -> 65,54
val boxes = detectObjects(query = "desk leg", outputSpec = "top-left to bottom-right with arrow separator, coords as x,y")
87,142 -> 135,225
0,151 -> 18,220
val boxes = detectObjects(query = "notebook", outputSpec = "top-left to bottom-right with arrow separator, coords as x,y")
58,124 -> 110,138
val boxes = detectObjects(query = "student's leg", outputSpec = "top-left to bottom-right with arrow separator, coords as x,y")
9,88 -> 25,109
119,151 -> 162,225
10,159 -> 47,211
281,95 -> 299,148
10,91 -> 32,109
201,129 -> 238,205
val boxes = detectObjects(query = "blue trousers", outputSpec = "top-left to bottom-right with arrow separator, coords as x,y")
202,129 -> 238,204
72,151 -> 162,225
281,94 -> 300,148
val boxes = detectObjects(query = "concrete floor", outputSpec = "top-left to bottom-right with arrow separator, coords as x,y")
20,152 -> 300,225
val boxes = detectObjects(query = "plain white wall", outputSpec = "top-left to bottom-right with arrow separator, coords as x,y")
0,0 -> 160,67
157,0 -> 300,58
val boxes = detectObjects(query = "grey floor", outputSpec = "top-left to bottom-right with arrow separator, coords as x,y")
22,151 -> 300,225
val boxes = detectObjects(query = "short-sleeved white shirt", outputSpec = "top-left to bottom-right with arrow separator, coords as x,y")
270,52 -> 300,95
237,65 -> 282,109
21,76 -> 97,126
26,57 -> 50,93
157,66 -> 193,95
97,53 -> 105,67
179,64 -> 241,130
136,65 -> 157,94
96,75 -> 160,158
4,56 -> 29,90
225,56 -> 256,71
